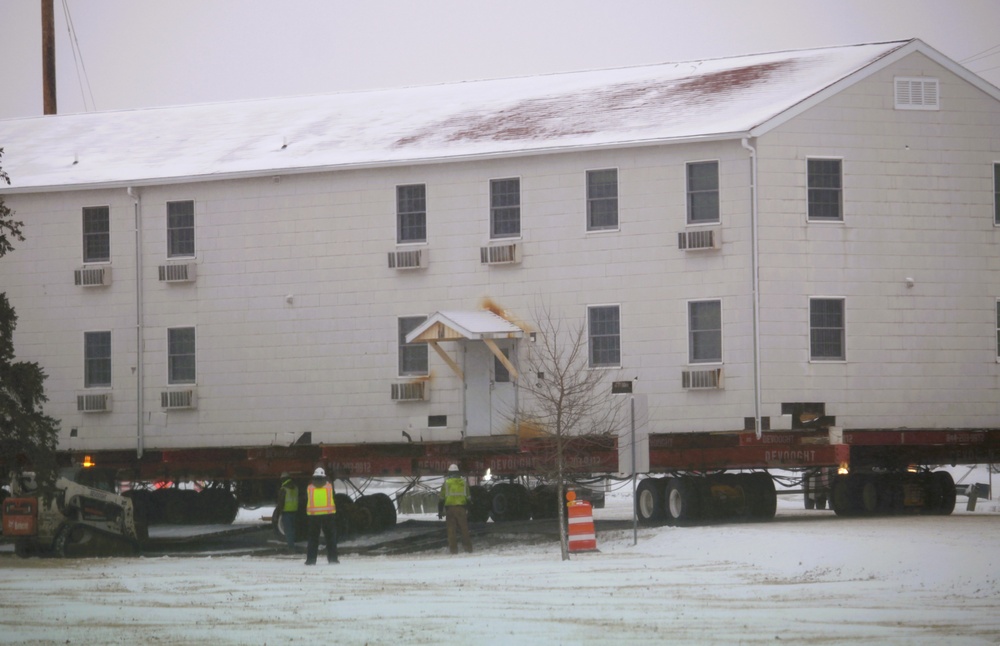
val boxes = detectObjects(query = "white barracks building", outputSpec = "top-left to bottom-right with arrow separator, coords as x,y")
1,39 -> 998,460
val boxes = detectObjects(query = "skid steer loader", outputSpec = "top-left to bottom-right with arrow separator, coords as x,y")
2,472 -> 145,558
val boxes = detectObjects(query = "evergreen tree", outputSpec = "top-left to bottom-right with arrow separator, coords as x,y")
0,148 -> 60,487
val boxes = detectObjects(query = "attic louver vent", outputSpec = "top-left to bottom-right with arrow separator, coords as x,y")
77,393 -> 112,412
161,389 -> 197,409
480,243 -> 520,265
682,368 -> 724,390
391,382 -> 426,402
678,229 -> 720,251
74,266 -> 111,287
158,263 -> 196,282
388,249 -> 426,269
895,77 -> 939,110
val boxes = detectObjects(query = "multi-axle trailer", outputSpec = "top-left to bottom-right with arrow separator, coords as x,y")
25,425 -> 996,541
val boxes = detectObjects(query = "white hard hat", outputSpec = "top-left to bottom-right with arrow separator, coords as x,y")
448,464 -> 459,472
313,467 -> 326,478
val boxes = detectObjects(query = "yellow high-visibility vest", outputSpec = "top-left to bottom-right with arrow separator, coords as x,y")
441,476 -> 469,507
306,483 -> 336,515
280,481 -> 299,512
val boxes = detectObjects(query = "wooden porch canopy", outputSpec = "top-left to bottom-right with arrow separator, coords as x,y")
406,310 -> 525,380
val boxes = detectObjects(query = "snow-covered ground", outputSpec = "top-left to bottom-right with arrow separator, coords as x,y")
2,470 -> 999,645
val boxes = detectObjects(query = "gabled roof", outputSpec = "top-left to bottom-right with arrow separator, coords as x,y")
1,39 -> 995,193
407,311 -> 525,344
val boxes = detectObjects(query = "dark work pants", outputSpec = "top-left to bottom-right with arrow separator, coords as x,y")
305,513 -> 338,564
445,505 -> 472,554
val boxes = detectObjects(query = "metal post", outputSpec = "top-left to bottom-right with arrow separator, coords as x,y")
631,395 -> 637,546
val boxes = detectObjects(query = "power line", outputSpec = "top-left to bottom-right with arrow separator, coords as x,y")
61,0 -> 97,112
960,42 -> 1000,65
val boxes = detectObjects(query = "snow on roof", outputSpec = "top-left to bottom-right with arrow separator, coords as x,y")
407,311 -> 525,343
0,40 -> 918,192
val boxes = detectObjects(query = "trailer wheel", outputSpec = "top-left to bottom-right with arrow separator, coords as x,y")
334,494 -> 354,537
932,471 -> 956,515
860,476 -> 881,515
469,485 -> 491,523
830,475 -> 853,516
359,493 -> 396,532
530,485 -> 558,520
666,476 -> 701,526
490,483 -> 530,522
199,488 -> 239,524
636,478 -> 666,525
746,472 -> 776,520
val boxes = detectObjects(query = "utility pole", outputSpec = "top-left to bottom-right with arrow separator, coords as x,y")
42,0 -> 57,115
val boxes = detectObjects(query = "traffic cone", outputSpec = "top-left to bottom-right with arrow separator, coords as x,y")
566,491 -> 598,553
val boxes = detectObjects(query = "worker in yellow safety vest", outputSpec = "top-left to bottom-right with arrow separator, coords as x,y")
275,473 -> 299,551
305,467 -> 339,565
439,463 -> 473,554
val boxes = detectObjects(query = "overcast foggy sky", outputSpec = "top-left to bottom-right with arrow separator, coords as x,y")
1,0 -> 1000,120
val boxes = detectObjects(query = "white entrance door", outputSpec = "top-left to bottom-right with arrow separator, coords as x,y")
464,340 -> 517,438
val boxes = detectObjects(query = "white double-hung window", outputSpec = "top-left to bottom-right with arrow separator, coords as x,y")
809,298 -> 845,361
588,305 -> 621,367
688,300 -> 722,363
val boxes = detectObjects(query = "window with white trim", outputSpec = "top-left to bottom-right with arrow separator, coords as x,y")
398,316 -> 428,376
167,200 -> 195,258
397,184 -> 426,243
895,77 -> 939,110
687,161 -> 719,224
84,331 -> 111,388
688,300 -> 722,363
586,169 -> 618,231
588,305 -> 621,367
807,159 -> 842,222
168,327 -> 196,384
82,206 -> 110,263
490,178 -> 520,239
810,298 -> 845,361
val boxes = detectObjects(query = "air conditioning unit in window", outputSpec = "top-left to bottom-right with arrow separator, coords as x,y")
74,266 -> 112,287
77,392 -> 112,412
388,249 -> 427,270
391,382 -> 427,402
158,263 -> 197,282
678,228 -> 721,251
161,389 -> 197,409
682,368 -> 724,390
480,243 -> 520,265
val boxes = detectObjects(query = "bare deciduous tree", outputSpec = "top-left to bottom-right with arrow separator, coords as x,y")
516,304 -> 628,560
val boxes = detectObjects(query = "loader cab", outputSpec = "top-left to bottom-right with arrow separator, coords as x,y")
62,466 -> 117,493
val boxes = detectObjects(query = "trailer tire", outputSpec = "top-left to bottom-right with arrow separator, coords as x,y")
359,493 -> 396,532
469,485 -> 491,523
636,478 -> 666,525
746,472 -> 776,520
860,476 -> 881,515
666,476 -> 701,526
490,483 -> 530,522
830,475 -> 854,516
334,494 -> 354,537
530,485 -> 558,520
199,488 -> 239,525
932,471 -> 956,515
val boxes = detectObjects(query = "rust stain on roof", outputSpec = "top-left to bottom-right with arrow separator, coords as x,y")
395,59 -> 795,147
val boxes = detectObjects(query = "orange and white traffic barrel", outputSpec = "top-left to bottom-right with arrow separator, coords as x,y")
566,491 -> 598,553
